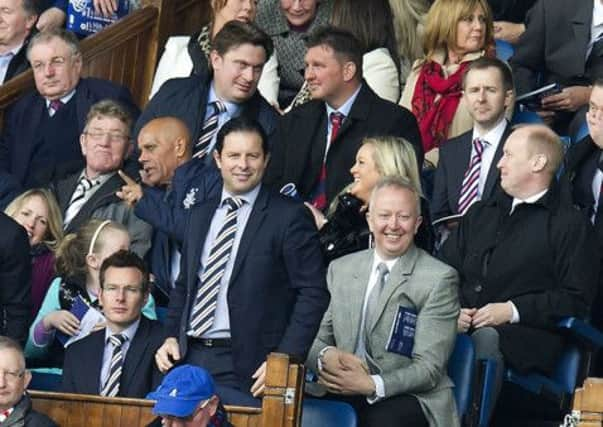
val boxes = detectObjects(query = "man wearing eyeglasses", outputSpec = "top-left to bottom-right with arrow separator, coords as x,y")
51,98 -> 152,257
61,250 -> 164,398
0,27 -> 139,189
0,336 -> 56,426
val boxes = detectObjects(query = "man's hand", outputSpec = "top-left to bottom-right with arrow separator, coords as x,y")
36,7 -> 66,31
155,337 -> 180,373
472,303 -> 513,329
493,21 -> 525,45
318,356 -> 375,396
457,308 -> 477,333
541,86 -> 592,112
250,361 -> 266,397
116,170 -> 142,206
94,0 -> 118,16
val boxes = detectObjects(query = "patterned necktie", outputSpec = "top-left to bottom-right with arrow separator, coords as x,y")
311,112 -> 345,211
101,334 -> 127,397
189,197 -> 244,337
363,263 -> 389,355
49,99 -> 63,116
194,100 -> 227,159
63,177 -> 98,227
458,138 -> 485,214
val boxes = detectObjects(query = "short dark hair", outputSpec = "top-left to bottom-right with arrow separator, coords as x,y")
306,25 -> 363,80
214,116 -> 269,155
463,56 -> 514,92
212,20 -> 273,60
99,250 -> 150,293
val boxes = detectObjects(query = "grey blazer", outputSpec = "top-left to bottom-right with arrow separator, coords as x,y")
307,245 -> 461,427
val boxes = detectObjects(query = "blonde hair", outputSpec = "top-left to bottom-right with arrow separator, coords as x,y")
55,219 -> 127,280
388,0 -> 429,63
422,0 -> 493,61
5,189 -> 64,251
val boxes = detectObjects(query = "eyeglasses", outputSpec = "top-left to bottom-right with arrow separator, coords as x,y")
84,131 -> 130,143
160,399 -> 211,422
102,285 -> 144,296
0,369 -> 25,383
31,56 -> 69,72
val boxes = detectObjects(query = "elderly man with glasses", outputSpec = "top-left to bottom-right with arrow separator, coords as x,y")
0,336 -> 56,426
51,98 -> 152,257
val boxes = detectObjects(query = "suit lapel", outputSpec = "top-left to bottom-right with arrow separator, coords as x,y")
366,245 -> 419,334
344,252 -> 373,350
119,317 -> 150,395
88,330 -> 106,393
482,122 -> 511,199
451,133 -> 473,206
57,172 -> 81,213
229,186 -> 269,286
16,96 -> 46,183
572,1 -> 593,66
187,199 -> 219,288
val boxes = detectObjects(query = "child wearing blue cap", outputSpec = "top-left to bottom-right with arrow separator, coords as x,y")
146,365 -> 231,427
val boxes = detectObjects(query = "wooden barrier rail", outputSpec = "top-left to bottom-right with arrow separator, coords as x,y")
30,353 -> 304,427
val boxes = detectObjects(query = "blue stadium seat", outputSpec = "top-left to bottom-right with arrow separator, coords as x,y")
448,334 -> 476,423
573,120 -> 589,143
495,39 -> 514,61
301,398 -> 357,427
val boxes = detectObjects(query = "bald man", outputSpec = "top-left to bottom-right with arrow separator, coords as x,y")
118,117 -> 221,304
441,125 -> 598,422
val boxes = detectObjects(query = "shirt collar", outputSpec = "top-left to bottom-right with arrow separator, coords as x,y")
220,183 -> 261,207
510,188 -> 549,213
472,117 -> 507,148
325,84 -> 362,118
104,317 -> 141,343
371,251 -> 399,274
594,0 -> 603,29
45,88 -> 76,108
0,41 -> 23,58
81,169 -> 115,185
208,82 -> 241,117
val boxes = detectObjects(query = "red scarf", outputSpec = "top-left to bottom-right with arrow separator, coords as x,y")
411,60 -> 470,152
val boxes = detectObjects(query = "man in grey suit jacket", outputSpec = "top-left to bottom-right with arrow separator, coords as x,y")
307,176 -> 460,427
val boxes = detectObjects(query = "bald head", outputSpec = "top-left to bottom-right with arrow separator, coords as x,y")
137,117 -> 192,186
497,124 -> 563,199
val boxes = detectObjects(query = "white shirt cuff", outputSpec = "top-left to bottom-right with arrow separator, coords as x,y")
509,301 -> 520,323
366,375 -> 385,404
317,346 -> 335,371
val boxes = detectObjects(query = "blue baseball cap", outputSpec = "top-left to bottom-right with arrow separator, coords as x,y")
147,365 -> 215,417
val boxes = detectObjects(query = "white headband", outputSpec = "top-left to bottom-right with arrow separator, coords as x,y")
88,220 -> 112,255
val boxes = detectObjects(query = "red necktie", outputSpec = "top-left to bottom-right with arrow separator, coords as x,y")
311,112 -> 344,210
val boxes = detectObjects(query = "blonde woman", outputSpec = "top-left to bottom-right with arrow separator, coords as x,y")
5,189 -> 63,317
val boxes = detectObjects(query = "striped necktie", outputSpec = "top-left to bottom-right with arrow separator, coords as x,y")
189,197 -> 244,336
63,176 -> 99,227
194,100 -> 227,159
362,262 -> 389,357
101,334 -> 127,397
458,138 -> 486,214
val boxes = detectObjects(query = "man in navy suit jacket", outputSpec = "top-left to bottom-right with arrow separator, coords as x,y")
0,28 -> 139,189
61,250 -> 163,398
155,117 -> 330,406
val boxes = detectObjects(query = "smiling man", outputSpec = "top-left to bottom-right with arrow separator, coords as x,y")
61,250 -> 163,398
0,0 -> 37,84
51,99 -> 152,257
432,57 -> 514,225
155,116 -> 329,406
442,124 -> 598,423
0,28 -> 139,189
134,20 -> 278,168
264,25 -> 422,211
307,176 -> 460,427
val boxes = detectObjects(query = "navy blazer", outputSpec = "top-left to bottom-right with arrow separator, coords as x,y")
61,317 -> 164,398
0,77 -> 139,187
165,185 -> 330,389
264,82 -> 423,206
431,123 -> 511,221
134,74 -> 279,156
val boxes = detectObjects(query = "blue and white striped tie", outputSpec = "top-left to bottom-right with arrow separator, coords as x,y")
188,197 -> 244,336
194,100 -> 226,159
101,334 -> 127,397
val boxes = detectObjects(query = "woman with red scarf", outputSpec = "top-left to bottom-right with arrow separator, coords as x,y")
400,0 -> 495,167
